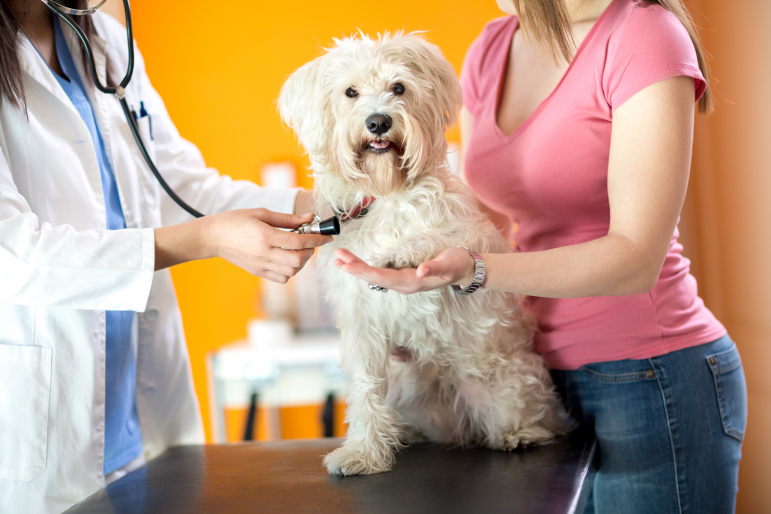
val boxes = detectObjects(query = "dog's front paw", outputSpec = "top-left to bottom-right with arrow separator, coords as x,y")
493,425 -> 556,451
371,251 -> 420,271
324,442 -> 394,476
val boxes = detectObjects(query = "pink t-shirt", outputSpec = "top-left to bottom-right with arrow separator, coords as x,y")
460,0 -> 726,370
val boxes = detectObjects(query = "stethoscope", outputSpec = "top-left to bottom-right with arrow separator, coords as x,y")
43,0 -> 208,219
43,0 -> 341,235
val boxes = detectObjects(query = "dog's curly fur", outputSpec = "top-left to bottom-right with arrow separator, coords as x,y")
280,32 -> 568,476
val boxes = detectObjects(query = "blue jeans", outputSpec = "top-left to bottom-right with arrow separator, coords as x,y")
550,335 -> 746,514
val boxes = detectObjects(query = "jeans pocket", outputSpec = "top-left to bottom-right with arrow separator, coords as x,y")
706,344 -> 747,442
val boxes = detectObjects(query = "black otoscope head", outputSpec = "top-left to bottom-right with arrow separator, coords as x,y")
293,215 -> 341,236
317,216 -> 341,235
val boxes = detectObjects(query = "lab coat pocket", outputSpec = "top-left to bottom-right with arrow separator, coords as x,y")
0,344 -> 52,481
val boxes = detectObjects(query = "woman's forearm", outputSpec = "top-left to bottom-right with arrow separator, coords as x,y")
154,217 -> 216,271
332,232 -> 667,298
154,190 -> 318,271
153,209 -> 331,281
481,233 -> 665,298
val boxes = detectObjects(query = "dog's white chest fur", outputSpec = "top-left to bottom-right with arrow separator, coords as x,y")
318,178 -> 508,347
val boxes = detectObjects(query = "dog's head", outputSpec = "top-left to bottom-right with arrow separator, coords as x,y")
279,32 -> 462,198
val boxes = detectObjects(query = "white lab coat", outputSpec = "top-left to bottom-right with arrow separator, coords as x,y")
0,13 -> 298,513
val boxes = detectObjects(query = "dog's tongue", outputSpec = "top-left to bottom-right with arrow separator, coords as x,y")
370,140 -> 391,150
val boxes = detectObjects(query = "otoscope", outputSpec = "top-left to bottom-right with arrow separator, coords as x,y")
293,215 -> 341,235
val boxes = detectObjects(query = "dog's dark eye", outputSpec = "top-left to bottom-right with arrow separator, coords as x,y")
346,87 -> 358,98
392,83 -> 405,96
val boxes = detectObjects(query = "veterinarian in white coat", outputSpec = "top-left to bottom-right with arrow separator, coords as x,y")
0,3 -> 324,512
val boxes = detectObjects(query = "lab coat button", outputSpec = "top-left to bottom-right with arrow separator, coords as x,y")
144,384 -> 156,393
146,308 -> 159,321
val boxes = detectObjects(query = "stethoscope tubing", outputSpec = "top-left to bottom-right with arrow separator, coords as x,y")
118,97 -> 205,218
44,0 -> 205,219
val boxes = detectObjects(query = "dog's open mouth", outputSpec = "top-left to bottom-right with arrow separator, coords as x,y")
368,140 -> 391,153
363,139 -> 404,156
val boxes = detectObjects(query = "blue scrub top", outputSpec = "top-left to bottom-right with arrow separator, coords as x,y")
48,18 -> 143,475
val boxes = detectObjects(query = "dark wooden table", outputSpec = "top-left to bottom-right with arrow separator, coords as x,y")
69,431 -> 596,514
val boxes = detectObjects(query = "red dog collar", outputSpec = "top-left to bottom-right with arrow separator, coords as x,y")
337,196 -> 375,223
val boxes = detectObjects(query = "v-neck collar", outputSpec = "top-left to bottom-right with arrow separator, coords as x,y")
492,0 -> 621,144
53,18 -> 75,85
18,14 -> 110,115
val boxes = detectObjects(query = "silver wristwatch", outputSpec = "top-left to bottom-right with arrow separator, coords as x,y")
452,247 -> 485,295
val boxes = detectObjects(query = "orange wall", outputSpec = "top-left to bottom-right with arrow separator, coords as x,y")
224,402 -> 347,442
682,1 -> 771,512
125,0 -> 501,443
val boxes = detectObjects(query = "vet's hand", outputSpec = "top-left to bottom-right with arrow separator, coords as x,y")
333,247 -> 476,294
211,209 -> 332,283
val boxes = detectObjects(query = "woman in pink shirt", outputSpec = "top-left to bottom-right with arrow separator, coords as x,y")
335,0 -> 747,512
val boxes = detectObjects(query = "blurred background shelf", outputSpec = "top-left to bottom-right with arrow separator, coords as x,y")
207,328 -> 348,443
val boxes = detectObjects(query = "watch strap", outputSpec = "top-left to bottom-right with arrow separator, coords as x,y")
452,247 -> 485,295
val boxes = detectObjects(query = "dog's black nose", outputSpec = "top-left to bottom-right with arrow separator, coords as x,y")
366,114 -> 392,136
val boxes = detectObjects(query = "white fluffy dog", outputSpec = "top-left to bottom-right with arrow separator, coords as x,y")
279,32 -> 566,476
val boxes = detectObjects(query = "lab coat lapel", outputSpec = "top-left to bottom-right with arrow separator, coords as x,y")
17,37 -> 79,117
17,31 -> 106,222
60,20 -> 140,230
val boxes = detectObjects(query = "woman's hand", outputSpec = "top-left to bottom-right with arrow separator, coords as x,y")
333,247 -> 476,294
211,209 -> 332,283
155,209 -> 332,282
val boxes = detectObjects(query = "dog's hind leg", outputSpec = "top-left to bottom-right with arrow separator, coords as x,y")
386,360 -> 456,444
325,326 -> 403,476
464,354 -> 566,451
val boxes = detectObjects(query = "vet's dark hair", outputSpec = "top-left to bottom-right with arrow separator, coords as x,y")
0,0 -> 96,111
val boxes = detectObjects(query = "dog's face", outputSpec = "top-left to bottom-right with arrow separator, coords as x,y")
279,33 -> 462,198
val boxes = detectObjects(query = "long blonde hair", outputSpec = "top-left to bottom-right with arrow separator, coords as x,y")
510,0 -> 712,113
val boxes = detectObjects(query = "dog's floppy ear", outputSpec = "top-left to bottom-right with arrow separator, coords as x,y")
278,54 -> 332,156
395,34 -> 463,131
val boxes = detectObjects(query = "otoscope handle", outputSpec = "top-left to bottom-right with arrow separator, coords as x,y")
293,215 -> 341,235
